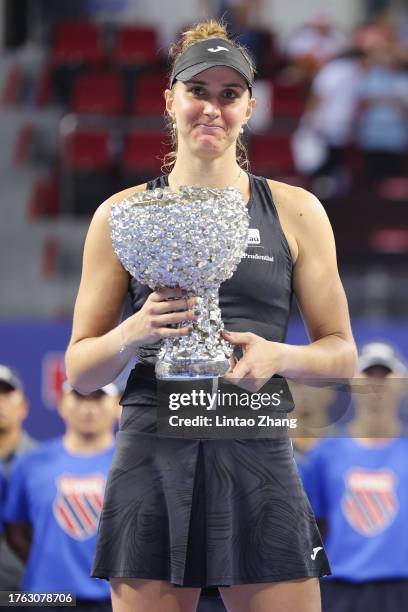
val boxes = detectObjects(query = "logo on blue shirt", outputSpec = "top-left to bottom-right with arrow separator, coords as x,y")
53,473 -> 106,540
342,468 -> 398,537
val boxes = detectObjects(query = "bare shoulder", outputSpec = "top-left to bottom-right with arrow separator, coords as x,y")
84,183 -> 148,262
266,179 -> 327,223
266,179 -> 334,261
68,184 -> 148,346
84,182 -> 148,272
83,183 -> 147,280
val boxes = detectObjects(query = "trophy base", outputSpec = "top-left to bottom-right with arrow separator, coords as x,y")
155,357 -> 230,380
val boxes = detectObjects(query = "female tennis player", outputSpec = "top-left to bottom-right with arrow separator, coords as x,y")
65,19 -> 357,612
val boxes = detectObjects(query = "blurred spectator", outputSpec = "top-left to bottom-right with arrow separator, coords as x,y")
292,48 -> 365,196
217,0 -> 264,65
0,365 -> 37,473
355,43 -> 408,183
286,11 -> 349,82
3,383 -> 120,611
353,10 -> 395,53
0,465 -> 4,575
302,341 -> 408,612
290,382 -> 336,479
398,12 -> 408,52
0,463 -> 4,535
247,79 -> 272,133
0,365 -> 37,590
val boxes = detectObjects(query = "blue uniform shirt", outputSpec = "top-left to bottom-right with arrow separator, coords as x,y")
0,464 -> 4,534
358,67 -> 408,152
4,438 -> 114,598
301,437 -> 408,582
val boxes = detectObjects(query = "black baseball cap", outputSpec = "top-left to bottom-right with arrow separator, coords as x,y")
0,365 -> 24,391
170,37 -> 254,93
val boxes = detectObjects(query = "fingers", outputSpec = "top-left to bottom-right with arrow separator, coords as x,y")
226,354 -> 237,375
140,288 -> 200,342
153,310 -> 198,327
152,296 -> 199,315
223,363 -> 266,393
222,330 -> 253,345
227,359 -> 250,380
149,289 -> 200,318
150,287 -> 187,302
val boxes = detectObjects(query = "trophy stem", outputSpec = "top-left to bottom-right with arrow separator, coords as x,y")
155,290 -> 231,380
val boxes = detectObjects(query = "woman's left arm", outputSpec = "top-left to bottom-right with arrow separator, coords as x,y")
223,185 -> 357,387
279,186 -> 357,378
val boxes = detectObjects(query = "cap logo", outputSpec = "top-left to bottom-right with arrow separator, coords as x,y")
207,46 -> 229,53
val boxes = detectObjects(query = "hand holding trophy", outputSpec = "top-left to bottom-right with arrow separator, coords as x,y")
110,185 -> 249,379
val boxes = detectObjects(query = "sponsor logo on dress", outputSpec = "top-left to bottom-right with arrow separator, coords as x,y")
310,546 -> 323,560
342,468 -> 399,537
207,46 -> 229,53
242,253 -> 274,263
243,228 -> 274,261
53,474 -> 106,540
248,228 -> 261,245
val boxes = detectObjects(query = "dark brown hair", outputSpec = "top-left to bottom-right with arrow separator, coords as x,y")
161,19 -> 255,174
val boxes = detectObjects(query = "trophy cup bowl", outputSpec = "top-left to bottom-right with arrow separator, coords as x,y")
110,185 -> 249,380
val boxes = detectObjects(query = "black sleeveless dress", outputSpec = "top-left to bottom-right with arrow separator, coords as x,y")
91,174 -> 331,587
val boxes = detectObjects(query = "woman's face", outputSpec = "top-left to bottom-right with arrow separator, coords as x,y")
165,66 -> 255,159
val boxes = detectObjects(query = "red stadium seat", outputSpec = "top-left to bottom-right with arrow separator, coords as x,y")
71,72 -> 123,115
52,22 -> 104,65
114,26 -> 159,65
132,73 -> 168,116
1,64 -> 22,106
62,129 -> 116,215
64,129 -> 112,172
271,80 -> 307,119
36,64 -> 53,106
250,133 -> 295,175
123,131 -> 169,174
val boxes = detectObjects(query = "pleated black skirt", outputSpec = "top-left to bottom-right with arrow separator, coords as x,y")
91,402 -> 330,587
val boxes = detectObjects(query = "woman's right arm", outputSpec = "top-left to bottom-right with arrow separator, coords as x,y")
65,186 -> 198,394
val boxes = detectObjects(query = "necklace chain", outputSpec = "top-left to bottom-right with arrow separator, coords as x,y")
231,167 -> 242,188
170,167 -> 243,191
